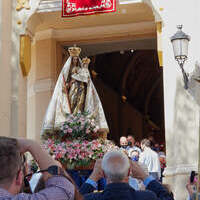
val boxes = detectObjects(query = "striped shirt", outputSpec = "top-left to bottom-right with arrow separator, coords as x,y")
0,176 -> 74,200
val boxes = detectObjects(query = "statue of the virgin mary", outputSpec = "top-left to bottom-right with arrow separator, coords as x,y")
41,46 -> 109,135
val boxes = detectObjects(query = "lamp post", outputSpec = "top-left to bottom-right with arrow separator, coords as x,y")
170,25 -> 191,89
171,26 -> 200,200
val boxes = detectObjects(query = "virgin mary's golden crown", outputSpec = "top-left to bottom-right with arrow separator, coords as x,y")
68,46 -> 81,57
82,57 -> 91,64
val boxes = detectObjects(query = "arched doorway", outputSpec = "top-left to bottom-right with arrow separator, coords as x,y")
26,0 -> 163,143
60,44 -> 164,144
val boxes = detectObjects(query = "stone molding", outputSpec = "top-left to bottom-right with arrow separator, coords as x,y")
37,0 -> 61,13
120,0 -> 142,4
37,0 -> 143,13
164,164 -> 198,177
35,29 -> 54,41
28,79 -> 55,98
35,21 -> 155,41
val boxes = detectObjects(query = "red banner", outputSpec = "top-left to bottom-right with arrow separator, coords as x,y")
62,0 -> 116,17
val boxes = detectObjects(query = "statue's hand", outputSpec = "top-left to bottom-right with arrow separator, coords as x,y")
63,83 -> 70,91
67,79 -> 75,88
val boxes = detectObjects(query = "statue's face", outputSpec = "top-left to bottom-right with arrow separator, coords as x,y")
72,57 -> 78,66
83,63 -> 88,68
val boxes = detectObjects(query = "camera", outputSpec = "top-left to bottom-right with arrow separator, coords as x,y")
128,141 -> 132,147
190,171 -> 198,183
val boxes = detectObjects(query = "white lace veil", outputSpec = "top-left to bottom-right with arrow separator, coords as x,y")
41,57 -> 72,133
41,56 -> 109,135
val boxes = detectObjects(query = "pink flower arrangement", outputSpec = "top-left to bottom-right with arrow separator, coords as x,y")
59,112 -> 100,140
42,112 -> 116,169
43,138 -> 118,168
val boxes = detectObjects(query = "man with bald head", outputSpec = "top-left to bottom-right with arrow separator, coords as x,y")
119,136 -> 128,149
80,150 -> 173,200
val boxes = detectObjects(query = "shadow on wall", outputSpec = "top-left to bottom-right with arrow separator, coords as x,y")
172,77 -> 199,199
174,77 -> 199,165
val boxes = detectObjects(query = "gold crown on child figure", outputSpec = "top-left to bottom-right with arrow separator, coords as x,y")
68,45 -> 81,57
82,57 -> 91,64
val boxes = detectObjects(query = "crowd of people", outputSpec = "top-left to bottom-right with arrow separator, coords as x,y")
0,135 -> 178,200
119,135 -> 166,181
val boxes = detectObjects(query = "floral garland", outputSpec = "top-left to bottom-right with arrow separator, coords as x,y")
42,112 -> 117,169
43,138 -> 118,169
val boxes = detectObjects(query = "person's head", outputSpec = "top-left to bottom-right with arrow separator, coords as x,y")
154,143 -> 160,152
140,139 -> 151,151
72,56 -> 79,66
102,151 -> 130,184
127,135 -> 135,147
160,143 -> 165,152
120,136 -> 128,148
82,57 -> 90,68
82,63 -> 88,68
148,135 -> 155,147
135,141 -> 140,148
0,137 -> 24,194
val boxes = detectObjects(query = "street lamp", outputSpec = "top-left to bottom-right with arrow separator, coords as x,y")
171,26 -> 200,200
170,25 -> 191,89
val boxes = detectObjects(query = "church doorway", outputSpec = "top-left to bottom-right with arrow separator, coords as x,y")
62,40 -> 165,145
26,0 -> 164,145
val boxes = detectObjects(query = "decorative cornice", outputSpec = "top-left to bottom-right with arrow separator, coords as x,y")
35,21 -> 155,41
35,29 -> 54,41
16,0 -> 31,11
37,0 -> 143,13
119,0 -> 142,4
28,79 -> 55,98
37,0 -> 62,13
143,0 -> 162,22
163,164 -> 198,177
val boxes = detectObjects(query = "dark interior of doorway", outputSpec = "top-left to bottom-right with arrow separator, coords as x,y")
88,49 -> 165,145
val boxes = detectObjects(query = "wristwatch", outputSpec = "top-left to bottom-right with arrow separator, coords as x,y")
47,165 -> 74,185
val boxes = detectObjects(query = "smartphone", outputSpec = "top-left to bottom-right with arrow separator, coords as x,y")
190,171 -> 197,183
29,172 -> 43,193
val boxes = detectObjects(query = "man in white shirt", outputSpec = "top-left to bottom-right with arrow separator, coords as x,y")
139,139 -> 161,180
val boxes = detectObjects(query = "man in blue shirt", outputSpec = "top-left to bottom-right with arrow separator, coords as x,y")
80,150 -> 173,200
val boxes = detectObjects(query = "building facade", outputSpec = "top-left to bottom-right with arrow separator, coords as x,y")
0,0 -> 200,199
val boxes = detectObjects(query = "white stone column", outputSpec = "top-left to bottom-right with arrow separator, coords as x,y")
0,0 -> 12,136
27,38 -> 56,141
0,0 -> 29,137
0,0 -> 1,57
160,0 -> 200,199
